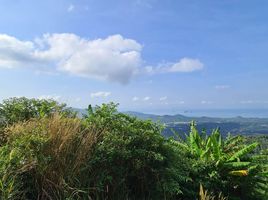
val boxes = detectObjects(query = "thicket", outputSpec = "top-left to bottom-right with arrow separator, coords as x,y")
0,97 -> 267,200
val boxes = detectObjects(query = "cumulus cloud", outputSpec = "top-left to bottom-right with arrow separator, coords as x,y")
0,33 -> 142,84
0,34 -> 43,69
0,33 -> 204,84
143,96 -> 151,101
168,58 -> 204,72
90,91 -> 111,98
36,34 -> 142,84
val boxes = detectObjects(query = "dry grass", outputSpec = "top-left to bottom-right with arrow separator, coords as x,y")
199,184 -> 228,200
5,114 -> 105,199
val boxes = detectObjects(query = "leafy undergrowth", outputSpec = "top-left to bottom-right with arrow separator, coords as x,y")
0,97 -> 267,199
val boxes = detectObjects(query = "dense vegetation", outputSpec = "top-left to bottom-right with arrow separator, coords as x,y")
0,97 -> 267,200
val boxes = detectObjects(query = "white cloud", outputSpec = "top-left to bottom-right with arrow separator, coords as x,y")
178,100 -> 185,104
144,58 -> 204,74
67,4 -> 74,12
38,95 -> 61,101
168,58 -> 204,72
0,33 -> 204,84
90,91 -> 111,98
215,85 -> 230,90
0,34 -> 39,69
159,96 -> 167,101
143,96 -> 150,101
132,96 -> 139,101
0,33 -> 142,84
35,34 -> 142,84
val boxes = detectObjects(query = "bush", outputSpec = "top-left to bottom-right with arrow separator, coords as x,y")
82,103 -> 190,199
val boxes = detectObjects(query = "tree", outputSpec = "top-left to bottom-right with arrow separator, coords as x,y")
0,97 -> 75,127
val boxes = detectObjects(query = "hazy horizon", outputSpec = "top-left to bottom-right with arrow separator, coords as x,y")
74,106 -> 268,118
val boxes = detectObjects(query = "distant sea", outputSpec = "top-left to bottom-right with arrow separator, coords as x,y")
179,109 -> 268,118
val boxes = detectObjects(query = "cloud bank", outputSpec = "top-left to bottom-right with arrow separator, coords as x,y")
0,33 -> 204,84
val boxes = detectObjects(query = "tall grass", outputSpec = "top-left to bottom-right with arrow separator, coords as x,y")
1,115 -> 104,199
199,184 -> 227,200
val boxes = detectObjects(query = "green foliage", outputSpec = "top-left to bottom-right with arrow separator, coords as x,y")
0,97 -> 75,127
81,103 -> 190,199
176,122 -> 268,199
0,100 -> 191,199
0,97 -> 267,200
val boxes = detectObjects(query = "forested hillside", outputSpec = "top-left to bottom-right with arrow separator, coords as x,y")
125,111 -> 268,137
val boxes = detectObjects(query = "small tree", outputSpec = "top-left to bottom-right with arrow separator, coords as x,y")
0,97 -> 75,127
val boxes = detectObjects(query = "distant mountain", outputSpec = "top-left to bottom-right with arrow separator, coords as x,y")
124,111 -> 268,136
125,111 -> 194,123
124,111 -> 268,123
73,108 -> 268,136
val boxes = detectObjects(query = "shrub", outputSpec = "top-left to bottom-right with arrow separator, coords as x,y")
81,103 -> 191,199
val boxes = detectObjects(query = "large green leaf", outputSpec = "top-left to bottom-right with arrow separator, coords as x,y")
228,142 -> 259,162
223,161 -> 251,169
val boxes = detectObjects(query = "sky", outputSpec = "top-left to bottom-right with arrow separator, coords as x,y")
0,0 -> 268,114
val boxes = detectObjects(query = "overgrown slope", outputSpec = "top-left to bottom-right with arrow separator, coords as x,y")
0,97 -> 267,200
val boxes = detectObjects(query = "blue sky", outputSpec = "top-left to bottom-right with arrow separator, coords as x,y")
0,0 -> 268,114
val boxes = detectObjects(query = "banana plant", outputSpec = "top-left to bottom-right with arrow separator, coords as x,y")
179,121 -> 268,199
